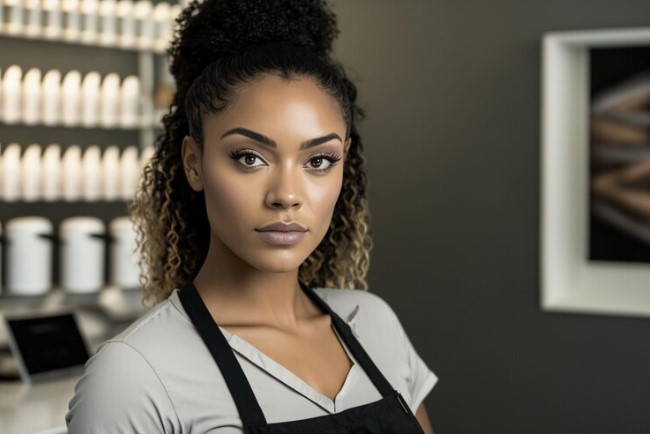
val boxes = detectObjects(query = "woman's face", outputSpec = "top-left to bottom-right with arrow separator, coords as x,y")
183,74 -> 350,274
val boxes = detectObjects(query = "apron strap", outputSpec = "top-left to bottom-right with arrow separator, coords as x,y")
299,282 -> 396,398
177,282 -> 267,427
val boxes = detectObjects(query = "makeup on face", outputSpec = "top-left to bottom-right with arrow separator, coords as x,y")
191,75 -> 348,276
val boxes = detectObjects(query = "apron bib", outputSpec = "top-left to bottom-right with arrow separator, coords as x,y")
178,281 -> 424,434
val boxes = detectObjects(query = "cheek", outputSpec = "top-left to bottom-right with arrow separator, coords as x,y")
310,174 -> 343,222
203,169 -> 253,227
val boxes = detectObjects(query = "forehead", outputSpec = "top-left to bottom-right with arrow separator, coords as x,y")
203,74 -> 346,137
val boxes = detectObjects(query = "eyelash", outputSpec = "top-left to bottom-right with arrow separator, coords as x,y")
229,149 -> 342,173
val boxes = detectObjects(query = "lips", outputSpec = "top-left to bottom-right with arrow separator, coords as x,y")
255,222 -> 307,232
255,222 -> 307,246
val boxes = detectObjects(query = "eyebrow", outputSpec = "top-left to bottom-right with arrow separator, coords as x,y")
220,127 -> 342,150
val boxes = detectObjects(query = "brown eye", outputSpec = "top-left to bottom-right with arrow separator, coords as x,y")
311,157 -> 324,168
244,155 -> 257,166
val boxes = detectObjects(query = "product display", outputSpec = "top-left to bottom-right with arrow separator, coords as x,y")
0,215 -> 141,295
0,0 -> 180,51
1,142 -> 146,201
0,66 -> 144,128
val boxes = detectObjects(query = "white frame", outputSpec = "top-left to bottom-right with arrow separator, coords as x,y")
541,27 -> 650,318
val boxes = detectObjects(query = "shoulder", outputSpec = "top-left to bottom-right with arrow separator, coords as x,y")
66,294 -> 196,432
313,287 -> 401,326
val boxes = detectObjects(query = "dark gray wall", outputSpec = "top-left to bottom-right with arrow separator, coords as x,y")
330,1 -> 650,433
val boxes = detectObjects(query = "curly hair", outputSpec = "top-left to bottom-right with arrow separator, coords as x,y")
130,0 -> 372,306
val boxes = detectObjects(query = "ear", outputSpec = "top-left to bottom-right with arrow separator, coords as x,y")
343,138 -> 351,158
182,135 -> 204,192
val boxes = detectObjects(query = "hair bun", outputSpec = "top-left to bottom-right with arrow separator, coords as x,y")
170,0 -> 339,92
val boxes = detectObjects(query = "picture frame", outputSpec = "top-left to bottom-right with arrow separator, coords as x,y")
540,27 -> 650,318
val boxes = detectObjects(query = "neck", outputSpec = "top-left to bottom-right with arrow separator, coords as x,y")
192,237 -> 317,331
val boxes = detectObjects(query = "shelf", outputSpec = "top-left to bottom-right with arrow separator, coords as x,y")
0,32 -> 168,54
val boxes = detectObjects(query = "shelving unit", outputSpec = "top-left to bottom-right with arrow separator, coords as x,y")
0,0 -> 180,349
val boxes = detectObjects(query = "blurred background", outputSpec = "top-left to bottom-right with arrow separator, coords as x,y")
1,0 -> 650,433
328,1 -> 650,433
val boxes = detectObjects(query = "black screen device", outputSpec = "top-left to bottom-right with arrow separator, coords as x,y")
4,312 -> 90,384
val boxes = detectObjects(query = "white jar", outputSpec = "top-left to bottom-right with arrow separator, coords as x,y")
6,217 -> 54,295
60,217 -> 105,294
109,216 -> 140,289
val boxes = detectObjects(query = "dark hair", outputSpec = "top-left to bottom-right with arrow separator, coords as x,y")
185,42 -> 353,146
130,0 -> 371,304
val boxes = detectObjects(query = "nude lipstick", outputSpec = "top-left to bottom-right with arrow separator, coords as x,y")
255,222 -> 307,246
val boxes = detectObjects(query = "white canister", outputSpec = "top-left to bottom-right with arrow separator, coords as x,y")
119,146 -> 140,200
109,216 -> 140,289
60,217 -> 105,294
100,73 -> 120,128
5,217 -> 54,295
119,75 -> 140,128
81,0 -> 99,43
24,0 -> 43,37
43,0 -> 63,39
117,0 -> 135,48
99,0 -> 117,46
0,222 -> 3,295
134,1 -> 153,49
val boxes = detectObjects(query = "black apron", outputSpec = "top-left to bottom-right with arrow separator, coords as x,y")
178,281 -> 425,433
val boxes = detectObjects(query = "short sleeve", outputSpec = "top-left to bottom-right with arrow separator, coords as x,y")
399,322 -> 438,413
66,341 -> 181,433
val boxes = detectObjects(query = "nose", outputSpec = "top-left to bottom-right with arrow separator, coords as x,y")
265,166 -> 302,210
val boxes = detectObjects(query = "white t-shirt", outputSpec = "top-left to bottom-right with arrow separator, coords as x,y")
66,288 -> 438,433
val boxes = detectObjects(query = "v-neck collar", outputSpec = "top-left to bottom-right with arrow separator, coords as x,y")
218,324 -> 357,413
171,289 -> 362,413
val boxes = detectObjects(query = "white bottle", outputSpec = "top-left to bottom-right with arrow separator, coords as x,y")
2,66 -> 22,124
81,71 -> 101,127
134,1 -> 153,49
117,0 -> 135,48
42,69 -> 62,125
81,0 -> 99,43
21,144 -> 43,201
42,144 -> 62,201
120,75 -> 140,128
43,0 -> 63,39
153,2 -> 170,52
119,146 -> 140,200
82,145 -> 102,201
1,144 -> 22,201
102,145 -> 120,200
99,0 -> 117,46
100,73 -> 120,128
62,145 -> 82,201
6,0 -> 24,35
22,68 -> 42,125
63,0 -> 82,41
62,70 -> 82,126
24,0 -> 43,37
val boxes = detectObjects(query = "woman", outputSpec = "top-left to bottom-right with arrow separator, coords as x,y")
66,0 -> 437,432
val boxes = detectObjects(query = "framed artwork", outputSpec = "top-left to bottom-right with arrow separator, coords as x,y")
541,27 -> 650,317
